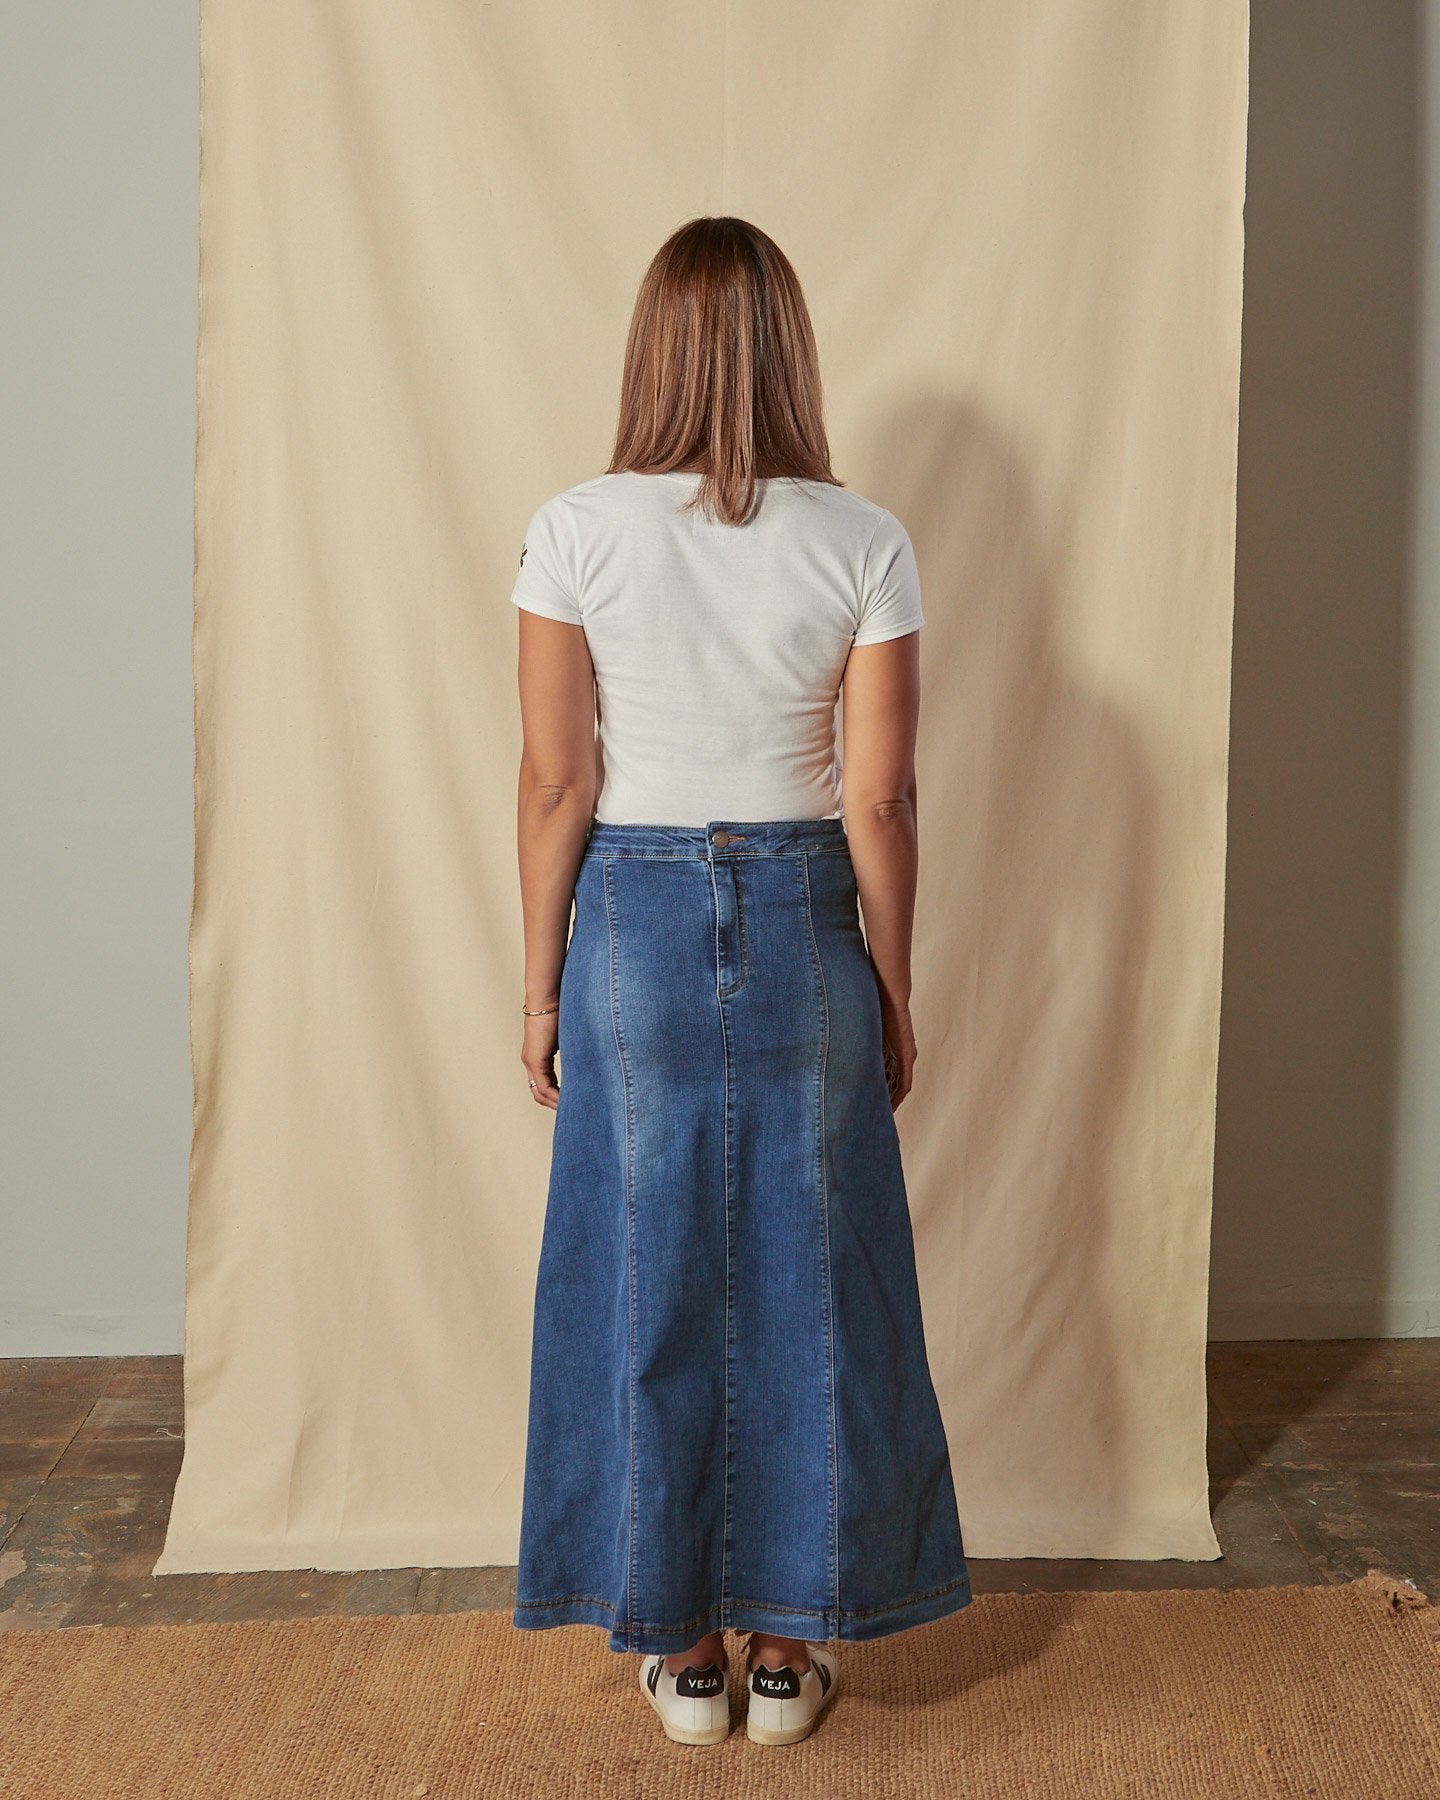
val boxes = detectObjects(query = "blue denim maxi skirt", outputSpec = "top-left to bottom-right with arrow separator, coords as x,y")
512,817 -> 972,1655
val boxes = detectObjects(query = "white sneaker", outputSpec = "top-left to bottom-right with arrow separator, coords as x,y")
638,1649 -> 732,1745
745,1641 -> 839,1745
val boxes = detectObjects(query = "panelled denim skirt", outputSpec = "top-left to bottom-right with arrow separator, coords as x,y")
512,817 -> 972,1655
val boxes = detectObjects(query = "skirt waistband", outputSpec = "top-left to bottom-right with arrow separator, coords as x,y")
584,817 -> 851,859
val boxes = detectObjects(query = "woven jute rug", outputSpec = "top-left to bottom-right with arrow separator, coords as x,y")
2,1571 -> 1437,1798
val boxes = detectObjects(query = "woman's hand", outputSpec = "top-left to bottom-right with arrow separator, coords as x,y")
522,1009 -> 561,1109
880,996 -> 918,1111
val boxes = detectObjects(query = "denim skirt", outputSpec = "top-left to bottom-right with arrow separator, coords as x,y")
512,817 -> 972,1655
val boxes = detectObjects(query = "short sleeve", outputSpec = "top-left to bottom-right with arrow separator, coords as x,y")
852,509 -> 925,645
510,497 -> 583,626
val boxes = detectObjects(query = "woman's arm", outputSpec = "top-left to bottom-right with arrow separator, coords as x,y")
839,631 -> 922,1109
516,610 -> 598,1109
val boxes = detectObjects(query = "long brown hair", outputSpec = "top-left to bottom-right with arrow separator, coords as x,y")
606,217 -> 841,526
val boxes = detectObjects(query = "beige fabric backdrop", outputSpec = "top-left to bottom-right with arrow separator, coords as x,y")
156,0 -> 1246,1575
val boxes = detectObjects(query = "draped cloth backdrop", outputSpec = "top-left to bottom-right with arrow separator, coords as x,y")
156,0 -> 1248,1575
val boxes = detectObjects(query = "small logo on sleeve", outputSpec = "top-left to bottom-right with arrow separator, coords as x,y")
519,541 -> 528,569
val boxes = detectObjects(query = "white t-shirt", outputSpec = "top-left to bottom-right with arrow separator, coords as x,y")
510,470 -> 924,826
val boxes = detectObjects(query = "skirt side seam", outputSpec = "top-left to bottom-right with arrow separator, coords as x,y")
798,850 -> 840,1631
602,857 -> 640,1648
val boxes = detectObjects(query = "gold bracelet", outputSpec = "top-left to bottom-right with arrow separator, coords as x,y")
522,1002 -> 559,1016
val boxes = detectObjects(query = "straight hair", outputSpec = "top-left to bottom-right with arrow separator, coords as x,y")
606,217 -> 842,526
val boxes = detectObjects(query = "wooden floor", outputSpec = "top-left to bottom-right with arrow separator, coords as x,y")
1,1341 -> 1436,1630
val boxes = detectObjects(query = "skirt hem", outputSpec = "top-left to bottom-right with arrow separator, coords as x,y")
511,1571 -> 974,1655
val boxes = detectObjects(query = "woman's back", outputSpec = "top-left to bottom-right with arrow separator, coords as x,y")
511,470 -> 924,826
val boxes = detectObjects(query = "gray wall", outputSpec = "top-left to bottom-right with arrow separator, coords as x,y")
1210,0 -> 1439,1336
1,4 -> 1433,1352
2,7 -> 198,1353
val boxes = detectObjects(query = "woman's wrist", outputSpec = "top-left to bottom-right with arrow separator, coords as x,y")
870,964 -> 912,1010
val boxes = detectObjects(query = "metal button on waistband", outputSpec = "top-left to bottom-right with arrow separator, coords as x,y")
711,829 -> 730,847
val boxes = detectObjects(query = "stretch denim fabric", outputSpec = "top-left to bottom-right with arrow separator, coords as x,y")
512,818 -> 972,1654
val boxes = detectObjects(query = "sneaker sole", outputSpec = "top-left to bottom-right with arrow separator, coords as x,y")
638,1658 -> 732,1746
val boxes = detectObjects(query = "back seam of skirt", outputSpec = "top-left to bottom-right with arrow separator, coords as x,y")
799,849 -> 841,1629
705,853 -> 737,1620
602,857 -> 640,1646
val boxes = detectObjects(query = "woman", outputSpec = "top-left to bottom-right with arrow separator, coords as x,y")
510,216 -> 971,1749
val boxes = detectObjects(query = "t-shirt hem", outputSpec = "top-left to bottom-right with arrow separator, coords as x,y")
851,618 -> 923,647
512,591 -> 583,625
